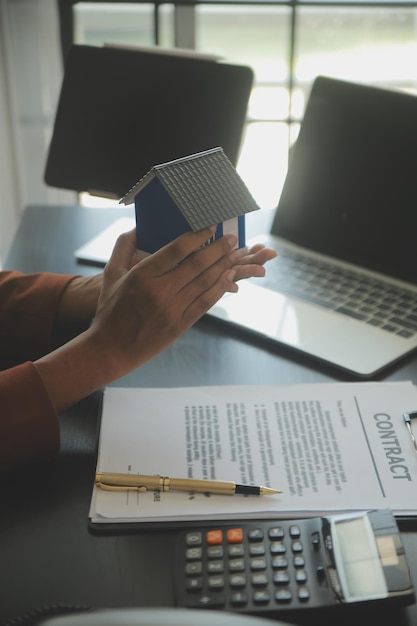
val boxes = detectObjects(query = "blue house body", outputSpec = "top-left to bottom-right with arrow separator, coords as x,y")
120,147 -> 259,254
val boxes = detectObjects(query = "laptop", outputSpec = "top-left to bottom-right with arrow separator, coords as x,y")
208,76 -> 417,378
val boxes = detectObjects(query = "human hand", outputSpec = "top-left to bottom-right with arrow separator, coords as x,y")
228,242 -> 277,284
88,226 -> 239,377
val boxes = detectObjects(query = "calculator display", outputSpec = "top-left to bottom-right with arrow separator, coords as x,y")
323,509 -> 413,605
331,513 -> 388,601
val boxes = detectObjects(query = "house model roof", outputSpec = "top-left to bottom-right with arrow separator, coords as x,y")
120,147 -> 260,230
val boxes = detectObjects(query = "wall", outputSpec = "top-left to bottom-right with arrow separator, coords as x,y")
0,1 -> 20,264
0,0 -> 75,264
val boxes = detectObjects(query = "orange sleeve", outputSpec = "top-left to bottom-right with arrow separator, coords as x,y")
0,271 -> 76,367
0,271 -> 78,472
0,362 -> 59,473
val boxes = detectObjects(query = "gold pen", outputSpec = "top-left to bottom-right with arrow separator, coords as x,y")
95,472 -> 281,496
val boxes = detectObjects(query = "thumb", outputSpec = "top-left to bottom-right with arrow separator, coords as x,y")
106,229 -> 138,275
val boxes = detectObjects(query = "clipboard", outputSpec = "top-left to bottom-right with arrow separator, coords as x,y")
88,382 -> 417,535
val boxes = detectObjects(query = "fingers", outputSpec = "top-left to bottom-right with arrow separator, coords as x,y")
231,244 -> 277,282
235,243 -> 278,265
174,239 -> 241,321
234,264 -> 267,281
180,266 -> 238,325
174,232 -> 237,281
140,226 -> 218,277
132,230 -> 239,326
130,229 -> 238,315
132,248 -> 150,265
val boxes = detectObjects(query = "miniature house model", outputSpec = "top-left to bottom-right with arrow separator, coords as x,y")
120,147 -> 260,253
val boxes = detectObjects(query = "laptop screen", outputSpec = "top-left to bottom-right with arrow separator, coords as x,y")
271,76 -> 417,285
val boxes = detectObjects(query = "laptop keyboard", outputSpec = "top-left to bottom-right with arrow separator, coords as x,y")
262,248 -> 417,339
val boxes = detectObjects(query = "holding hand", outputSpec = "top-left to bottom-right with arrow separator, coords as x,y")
36,227 -> 239,411
90,226 -> 240,372
36,226 -> 277,412
57,233 -> 277,324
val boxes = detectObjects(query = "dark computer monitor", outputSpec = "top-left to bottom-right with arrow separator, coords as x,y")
44,44 -> 254,199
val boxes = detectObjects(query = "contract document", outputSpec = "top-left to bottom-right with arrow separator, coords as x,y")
89,382 -> 417,526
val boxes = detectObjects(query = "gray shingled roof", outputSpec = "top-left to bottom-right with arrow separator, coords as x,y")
120,147 -> 259,230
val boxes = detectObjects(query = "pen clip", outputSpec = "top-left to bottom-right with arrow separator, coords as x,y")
403,411 -> 417,452
96,481 -> 148,493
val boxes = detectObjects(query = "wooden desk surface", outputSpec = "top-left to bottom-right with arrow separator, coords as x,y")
1,204 -> 416,625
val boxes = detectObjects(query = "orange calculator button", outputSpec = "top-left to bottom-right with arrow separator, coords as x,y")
206,530 -> 223,544
227,528 -> 243,543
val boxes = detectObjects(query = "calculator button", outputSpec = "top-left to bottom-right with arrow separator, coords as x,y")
272,556 -> 289,569
248,528 -> 264,541
298,586 -> 310,601
186,547 -> 202,560
316,565 -> 327,583
207,545 -> 223,559
186,532 -> 202,546
186,562 -> 202,575
253,590 -> 270,605
231,591 -> 248,607
229,574 -> 247,588
208,575 -> 225,589
207,530 -> 223,544
228,544 -> 244,557
208,560 -> 224,573
289,524 -> 301,538
268,527 -> 284,540
270,541 -> 286,554
293,555 -> 305,568
249,543 -> 266,556
273,571 -> 290,585
229,558 -> 245,572
292,540 -> 303,553
186,593 -> 226,609
295,569 -> 307,584
275,588 -> 292,603
252,572 -> 269,586
227,528 -> 243,543
312,531 -> 321,549
185,577 -> 202,591
250,558 -> 267,571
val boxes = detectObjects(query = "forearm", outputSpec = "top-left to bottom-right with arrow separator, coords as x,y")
34,327 -> 129,412
57,274 -> 102,323
51,274 -> 102,350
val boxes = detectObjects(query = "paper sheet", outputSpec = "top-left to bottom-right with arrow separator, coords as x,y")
89,382 -> 417,523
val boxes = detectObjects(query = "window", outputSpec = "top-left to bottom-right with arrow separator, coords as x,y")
73,1 -> 417,210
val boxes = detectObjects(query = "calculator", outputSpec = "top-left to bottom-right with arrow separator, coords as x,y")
175,509 -> 415,618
